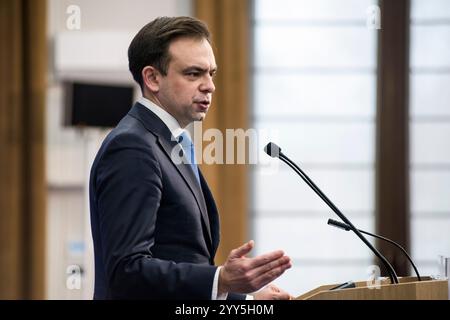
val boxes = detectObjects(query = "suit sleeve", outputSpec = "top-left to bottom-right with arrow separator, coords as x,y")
227,293 -> 247,300
94,133 -> 217,299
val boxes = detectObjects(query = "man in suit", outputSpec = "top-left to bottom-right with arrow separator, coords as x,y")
89,16 -> 292,300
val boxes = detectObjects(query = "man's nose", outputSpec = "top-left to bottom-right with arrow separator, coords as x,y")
200,75 -> 215,93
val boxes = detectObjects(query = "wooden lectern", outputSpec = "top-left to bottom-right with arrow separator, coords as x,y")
296,276 -> 449,300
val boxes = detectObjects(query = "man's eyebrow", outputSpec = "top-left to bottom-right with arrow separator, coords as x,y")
183,65 -> 218,73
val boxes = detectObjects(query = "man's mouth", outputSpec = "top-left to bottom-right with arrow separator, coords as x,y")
194,100 -> 210,111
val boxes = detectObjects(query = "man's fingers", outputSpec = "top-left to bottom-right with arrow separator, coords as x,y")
268,283 -> 280,293
251,260 -> 292,289
249,255 -> 291,280
229,240 -> 254,258
268,284 -> 291,300
273,291 -> 291,300
247,250 -> 285,269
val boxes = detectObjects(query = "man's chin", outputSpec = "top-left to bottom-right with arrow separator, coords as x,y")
195,112 -> 206,121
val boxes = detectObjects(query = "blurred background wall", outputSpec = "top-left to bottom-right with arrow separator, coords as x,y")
0,0 -> 449,299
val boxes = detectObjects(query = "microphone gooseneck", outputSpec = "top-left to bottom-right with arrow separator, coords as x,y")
328,219 -> 421,281
264,142 -> 399,284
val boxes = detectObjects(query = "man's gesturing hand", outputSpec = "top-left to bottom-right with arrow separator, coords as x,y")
218,240 -> 292,295
252,283 -> 293,300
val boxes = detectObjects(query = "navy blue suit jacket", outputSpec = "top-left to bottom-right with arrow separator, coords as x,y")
89,103 -> 244,300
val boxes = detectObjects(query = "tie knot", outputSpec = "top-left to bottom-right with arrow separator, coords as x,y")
177,131 -> 200,184
178,131 -> 192,146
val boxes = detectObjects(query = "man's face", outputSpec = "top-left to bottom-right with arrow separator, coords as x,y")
157,37 -> 216,128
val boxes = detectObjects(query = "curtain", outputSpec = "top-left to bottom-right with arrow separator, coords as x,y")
194,0 -> 250,264
0,0 -> 47,299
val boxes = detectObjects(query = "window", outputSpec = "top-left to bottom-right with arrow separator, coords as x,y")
409,0 -> 450,277
251,0 -> 379,294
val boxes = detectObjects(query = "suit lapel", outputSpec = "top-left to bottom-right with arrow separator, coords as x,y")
198,170 -> 220,258
156,136 -> 213,246
128,103 -> 213,248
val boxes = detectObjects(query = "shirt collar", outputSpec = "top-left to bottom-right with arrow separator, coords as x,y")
138,96 -> 185,139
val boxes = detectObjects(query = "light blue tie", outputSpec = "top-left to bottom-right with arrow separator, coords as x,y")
178,131 -> 201,185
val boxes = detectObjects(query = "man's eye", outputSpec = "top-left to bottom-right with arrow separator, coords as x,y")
186,72 -> 200,77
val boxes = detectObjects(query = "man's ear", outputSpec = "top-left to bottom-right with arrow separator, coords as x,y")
142,66 -> 161,93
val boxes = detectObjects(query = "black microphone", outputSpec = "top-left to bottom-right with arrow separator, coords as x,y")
264,142 -> 399,284
327,218 -> 421,281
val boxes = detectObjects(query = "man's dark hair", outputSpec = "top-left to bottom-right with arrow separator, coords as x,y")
128,16 -> 211,91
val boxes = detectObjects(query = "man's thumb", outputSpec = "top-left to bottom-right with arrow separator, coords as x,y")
230,240 -> 254,258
